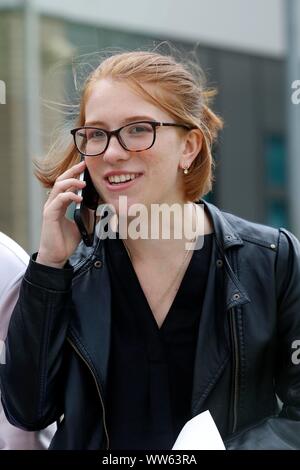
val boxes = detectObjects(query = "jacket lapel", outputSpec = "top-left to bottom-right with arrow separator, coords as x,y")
68,241 -> 111,390
191,202 -> 250,415
191,238 -> 230,415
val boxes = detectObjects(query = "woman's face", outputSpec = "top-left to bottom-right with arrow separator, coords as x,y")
84,79 -> 189,213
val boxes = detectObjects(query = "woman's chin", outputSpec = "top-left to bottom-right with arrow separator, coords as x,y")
103,195 -> 145,215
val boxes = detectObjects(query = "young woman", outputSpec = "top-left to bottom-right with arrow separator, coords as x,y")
1,51 -> 300,450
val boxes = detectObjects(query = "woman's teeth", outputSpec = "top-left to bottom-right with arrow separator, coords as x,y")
108,173 -> 139,184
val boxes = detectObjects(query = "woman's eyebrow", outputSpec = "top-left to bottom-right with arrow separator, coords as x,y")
84,115 -> 156,127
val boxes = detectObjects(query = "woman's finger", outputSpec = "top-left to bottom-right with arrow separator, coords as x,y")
56,160 -> 86,182
45,191 -> 83,216
47,178 -> 86,202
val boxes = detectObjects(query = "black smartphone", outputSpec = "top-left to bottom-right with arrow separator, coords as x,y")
73,164 -> 99,246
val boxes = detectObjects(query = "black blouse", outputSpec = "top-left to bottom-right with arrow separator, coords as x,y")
105,233 -> 213,449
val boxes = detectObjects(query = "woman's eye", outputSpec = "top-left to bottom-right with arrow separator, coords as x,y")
128,124 -> 152,135
87,129 -> 106,140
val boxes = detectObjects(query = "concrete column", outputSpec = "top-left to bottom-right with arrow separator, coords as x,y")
24,0 -> 43,252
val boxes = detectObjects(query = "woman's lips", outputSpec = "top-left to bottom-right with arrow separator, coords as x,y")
104,174 -> 143,192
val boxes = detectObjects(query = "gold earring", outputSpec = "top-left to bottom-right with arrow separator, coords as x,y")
183,165 -> 189,175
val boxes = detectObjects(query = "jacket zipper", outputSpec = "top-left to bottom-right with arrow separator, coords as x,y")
229,308 -> 239,433
67,337 -> 110,449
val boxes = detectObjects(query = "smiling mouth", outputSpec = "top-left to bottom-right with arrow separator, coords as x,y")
106,173 -> 142,185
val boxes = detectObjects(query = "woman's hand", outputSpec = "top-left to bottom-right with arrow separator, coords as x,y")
36,160 -> 88,268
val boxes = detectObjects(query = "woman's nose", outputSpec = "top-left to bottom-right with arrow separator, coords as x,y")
102,135 -> 130,163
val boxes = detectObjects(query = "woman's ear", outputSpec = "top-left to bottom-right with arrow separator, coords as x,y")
179,128 -> 203,170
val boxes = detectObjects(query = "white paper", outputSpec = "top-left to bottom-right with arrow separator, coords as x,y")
172,410 -> 226,450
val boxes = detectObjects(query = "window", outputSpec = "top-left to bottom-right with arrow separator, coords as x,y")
264,135 -> 288,228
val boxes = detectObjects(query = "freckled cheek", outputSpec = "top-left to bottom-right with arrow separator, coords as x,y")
143,156 -> 165,182
151,149 -> 179,176
85,160 -> 103,178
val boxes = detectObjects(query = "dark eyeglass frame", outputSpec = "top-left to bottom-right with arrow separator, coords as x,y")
70,120 -> 194,156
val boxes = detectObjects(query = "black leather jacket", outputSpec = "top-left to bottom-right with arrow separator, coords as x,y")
1,201 -> 300,450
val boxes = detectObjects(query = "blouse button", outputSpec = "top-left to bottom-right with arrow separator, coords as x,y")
216,259 -> 223,267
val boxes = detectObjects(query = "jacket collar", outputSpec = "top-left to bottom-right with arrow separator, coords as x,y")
199,200 -> 250,309
71,199 -> 244,269
71,200 -> 250,311
200,200 -> 244,251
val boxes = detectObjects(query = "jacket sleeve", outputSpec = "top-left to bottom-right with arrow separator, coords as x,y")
0,255 -> 74,431
226,228 -> 300,449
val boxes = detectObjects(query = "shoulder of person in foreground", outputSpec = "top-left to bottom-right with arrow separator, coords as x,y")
0,232 -> 29,338
0,232 -> 56,449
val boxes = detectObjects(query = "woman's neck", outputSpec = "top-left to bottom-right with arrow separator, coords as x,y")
119,202 -> 213,264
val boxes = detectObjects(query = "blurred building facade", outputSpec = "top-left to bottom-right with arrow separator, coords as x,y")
0,0 -> 296,251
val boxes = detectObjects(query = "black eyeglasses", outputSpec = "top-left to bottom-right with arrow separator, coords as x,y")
70,121 -> 193,156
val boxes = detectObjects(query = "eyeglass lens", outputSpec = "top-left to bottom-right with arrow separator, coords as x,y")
75,122 -> 155,156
